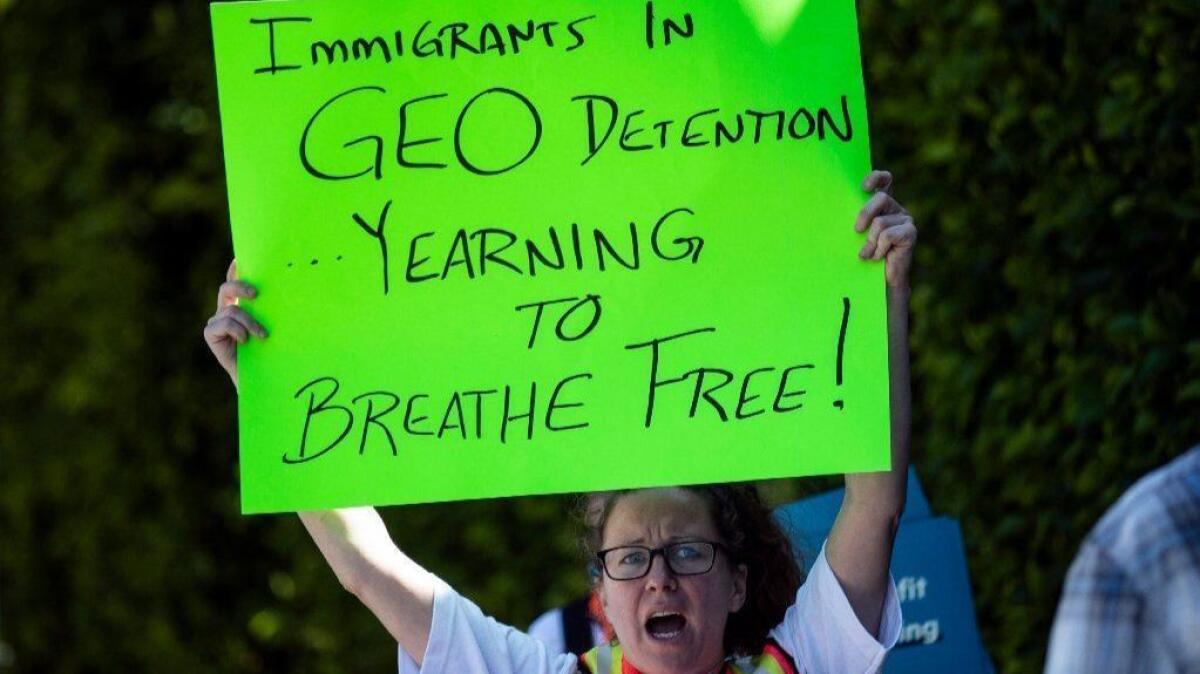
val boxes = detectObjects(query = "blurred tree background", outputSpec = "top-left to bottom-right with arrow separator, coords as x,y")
1,0 -> 1197,672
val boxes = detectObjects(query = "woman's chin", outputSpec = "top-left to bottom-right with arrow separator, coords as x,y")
629,631 -> 716,674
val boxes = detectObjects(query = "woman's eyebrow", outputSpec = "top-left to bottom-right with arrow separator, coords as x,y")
609,533 -> 708,547
610,536 -> 647,547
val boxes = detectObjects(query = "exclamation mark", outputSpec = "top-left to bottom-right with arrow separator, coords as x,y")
833,297 -> 850,410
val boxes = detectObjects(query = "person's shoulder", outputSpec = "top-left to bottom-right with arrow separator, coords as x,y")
1091,445 -> 1200,541
527,607 -> 566,652
767,543 -> 897,672
727,639 -> 800,674
1083,445 -> 1200,583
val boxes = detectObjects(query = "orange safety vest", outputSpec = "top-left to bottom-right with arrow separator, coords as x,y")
577,639 -> 798,674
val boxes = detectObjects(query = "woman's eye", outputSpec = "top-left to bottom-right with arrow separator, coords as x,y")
672,545 -> 701,560
620,551 -> 647,566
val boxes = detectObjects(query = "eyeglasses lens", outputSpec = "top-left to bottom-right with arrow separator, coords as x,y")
604,542 -> 716,580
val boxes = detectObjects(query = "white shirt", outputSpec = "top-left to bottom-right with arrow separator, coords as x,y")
399,543 -> 901,674
527,607 -> 606,655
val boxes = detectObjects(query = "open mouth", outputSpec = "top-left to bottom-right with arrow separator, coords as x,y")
645,612 -> 687,640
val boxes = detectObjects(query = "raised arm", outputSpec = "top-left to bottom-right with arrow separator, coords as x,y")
202,261 -> 436,663
825,170 -> 916,637
297,508 -> 436,662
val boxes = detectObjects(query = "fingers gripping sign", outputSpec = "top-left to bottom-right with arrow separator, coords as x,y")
856,170 -> 917,288
204,259 -> 269,387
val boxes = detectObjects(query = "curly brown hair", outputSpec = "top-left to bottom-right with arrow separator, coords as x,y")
578,484 -> 804,657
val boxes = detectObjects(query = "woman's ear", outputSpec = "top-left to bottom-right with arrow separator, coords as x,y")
729,563 -> 749,613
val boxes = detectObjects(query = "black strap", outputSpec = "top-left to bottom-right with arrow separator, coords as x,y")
561,594 -> 595,656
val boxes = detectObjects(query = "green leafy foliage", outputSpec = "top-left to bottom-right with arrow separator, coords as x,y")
859,0 -> 1200,669
0,1 -> 1197,672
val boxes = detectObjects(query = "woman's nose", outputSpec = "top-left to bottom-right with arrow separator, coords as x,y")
644,553 -> 678,590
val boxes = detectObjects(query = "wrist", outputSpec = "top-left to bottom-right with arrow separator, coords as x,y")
886,285 -> 911,317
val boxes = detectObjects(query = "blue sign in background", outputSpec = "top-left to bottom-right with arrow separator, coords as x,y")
775,470 -> 994,673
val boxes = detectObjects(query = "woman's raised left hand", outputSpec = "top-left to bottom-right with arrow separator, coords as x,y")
856,170 -> 917,289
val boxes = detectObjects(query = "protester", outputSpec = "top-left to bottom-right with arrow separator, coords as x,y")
527,593 -> 611,658
1044,445 -> 1200,674
202,170 -> 918,674
527,498 -> 613,656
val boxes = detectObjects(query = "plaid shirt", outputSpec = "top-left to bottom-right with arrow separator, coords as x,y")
1045,446 -> 1200,674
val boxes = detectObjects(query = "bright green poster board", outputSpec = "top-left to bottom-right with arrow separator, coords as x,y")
210,0 -> 890,514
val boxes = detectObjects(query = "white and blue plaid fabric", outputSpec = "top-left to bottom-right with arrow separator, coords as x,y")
1045,446 -> 1200,674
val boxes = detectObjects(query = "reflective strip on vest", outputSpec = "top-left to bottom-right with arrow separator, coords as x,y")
579,643 -> 619,674
731,641 -> 797,674
578,641 -> 797,674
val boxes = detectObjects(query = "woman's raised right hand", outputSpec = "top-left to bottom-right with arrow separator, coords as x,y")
203,260 -> 268,387
203,262 -> 435,659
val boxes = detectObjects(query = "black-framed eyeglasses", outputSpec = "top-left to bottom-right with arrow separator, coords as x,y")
596,541 -> 725,581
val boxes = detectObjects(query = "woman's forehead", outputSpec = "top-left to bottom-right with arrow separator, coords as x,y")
602,488 -> 719,544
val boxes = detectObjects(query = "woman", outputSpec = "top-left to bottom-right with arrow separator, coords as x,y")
203,170 -> 917,674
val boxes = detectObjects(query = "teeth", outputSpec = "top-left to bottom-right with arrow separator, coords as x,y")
646,612 -> 685,640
